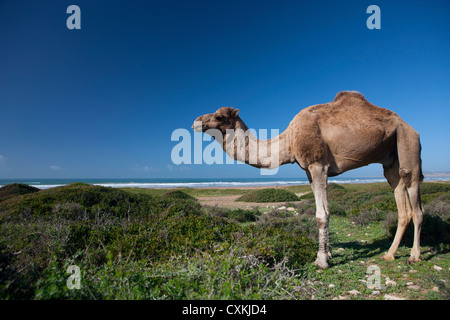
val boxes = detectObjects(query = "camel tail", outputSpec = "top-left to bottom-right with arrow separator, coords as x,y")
396,123 -> 424,188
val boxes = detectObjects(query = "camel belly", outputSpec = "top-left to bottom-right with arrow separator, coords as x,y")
322,124 -> 397,174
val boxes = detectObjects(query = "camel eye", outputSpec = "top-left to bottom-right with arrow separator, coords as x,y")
215,115 -> 225,121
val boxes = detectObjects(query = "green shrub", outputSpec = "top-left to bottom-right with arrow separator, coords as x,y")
0,183 -> 40,202
420,183 -> 450,195
33,244 -> 319,300
0,183 -> 221,298
329,201 -> 346,216
260,208 -> 293,221
227,208 -> 261,223
421,183 -> 450,204
296,199 -> 316,215
12,182 -> 450,299
299,182 -> 399,219
350,207 -> 385,226
203,206 -> 261,223
328,183 -> 345,190
243,223 -> 316,269
0,183 -> 161,222
163,190 -> 196,201
296,214 -> 319,241
384,194 -> 450,248
297,197 -> 345,217
256,208 -> 318,250
236,188 -> 299,203
299,183 -> 346,201
0,185 -> 320,299
165,199 -> 202,217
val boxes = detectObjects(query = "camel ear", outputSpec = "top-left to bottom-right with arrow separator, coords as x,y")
231,108 -> 240,118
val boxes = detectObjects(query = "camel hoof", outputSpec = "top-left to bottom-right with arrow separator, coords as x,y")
313,259 -> 329,269
407,257 -> 421,264
381,253 -> 395,261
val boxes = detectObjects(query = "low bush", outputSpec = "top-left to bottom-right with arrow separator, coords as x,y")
0,183 -> 40,202
32,245 -> 318,300
163,190 -> 196,201
202,206 -> 261,223
296,199 -> 316,215
5,181 -> 446,299
420,183 -> 450,204
257,209 -> 318,243
0,183 -> 317,299
328,183 -> 345,191
350,207 -> 385,226
227,208 -> 261,223
243,223 -> 316,269
384,194 -> 450,249
329,201 -> 346,216
236,188 -> 299,203
298,182 -> 450,228
420,183 -> 450,195
299,183 -> 346,201
164,198 -> 202,217
0,183 -> 161,222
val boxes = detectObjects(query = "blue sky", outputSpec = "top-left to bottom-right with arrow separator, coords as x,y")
0,0 -> 449,179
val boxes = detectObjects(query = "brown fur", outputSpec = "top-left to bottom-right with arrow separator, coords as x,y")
192,91 -> 425,268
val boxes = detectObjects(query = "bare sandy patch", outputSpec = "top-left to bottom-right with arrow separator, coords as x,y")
196,192 -> 307,209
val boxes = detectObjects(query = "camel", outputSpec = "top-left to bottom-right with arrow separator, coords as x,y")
192,91 -> 424,269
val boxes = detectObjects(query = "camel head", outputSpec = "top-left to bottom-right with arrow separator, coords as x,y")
192,107 -> 240,134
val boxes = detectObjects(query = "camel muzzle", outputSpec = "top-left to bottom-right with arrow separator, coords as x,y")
192,121 -> 204,132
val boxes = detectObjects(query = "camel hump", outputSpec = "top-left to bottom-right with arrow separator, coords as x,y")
333,91 -> 366,101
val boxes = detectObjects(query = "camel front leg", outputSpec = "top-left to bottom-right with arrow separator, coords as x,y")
309,164 -> 330,269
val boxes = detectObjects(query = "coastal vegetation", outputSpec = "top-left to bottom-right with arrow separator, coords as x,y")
0,183 -> 39,202
236,188 -> 299,203
0,182 -> 448,299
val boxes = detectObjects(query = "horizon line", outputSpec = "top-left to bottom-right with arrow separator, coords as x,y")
1,172 -> 450,181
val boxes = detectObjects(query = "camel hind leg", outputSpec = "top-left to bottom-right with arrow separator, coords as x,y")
382,159 -> 413,261
396,124 -> 424,263
406,182 -> 423,262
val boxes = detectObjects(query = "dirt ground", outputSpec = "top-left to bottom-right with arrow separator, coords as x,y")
197,192 -> 307,210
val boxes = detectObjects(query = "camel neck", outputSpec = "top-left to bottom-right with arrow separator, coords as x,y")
223,117 -> 293,168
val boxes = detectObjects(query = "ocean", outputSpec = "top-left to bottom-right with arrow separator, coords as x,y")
0,176 -> 449,190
